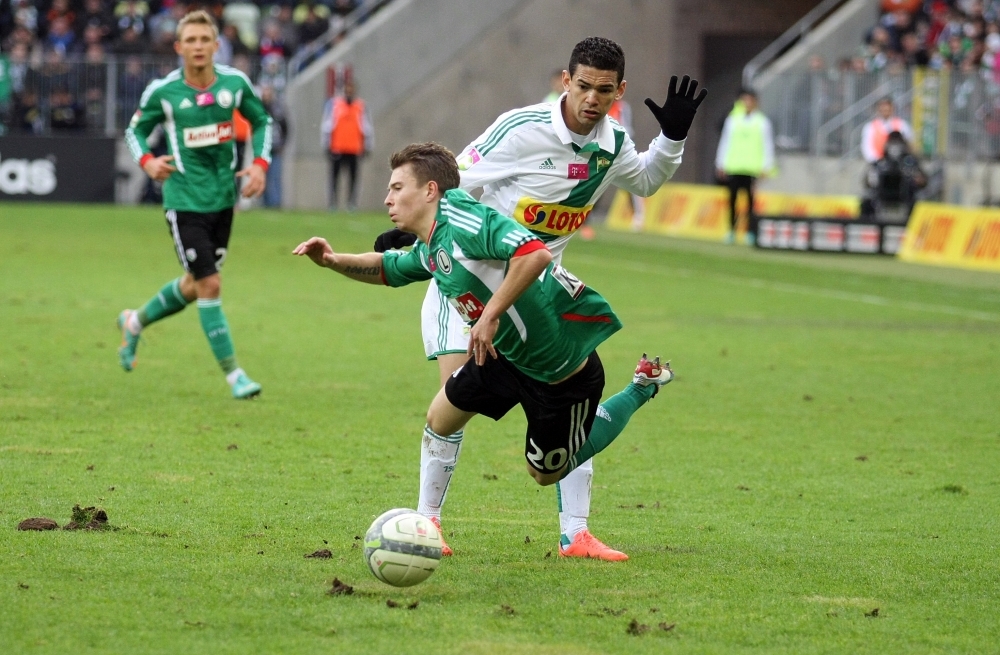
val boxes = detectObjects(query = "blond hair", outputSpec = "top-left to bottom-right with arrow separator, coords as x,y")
176,9 -> 219,40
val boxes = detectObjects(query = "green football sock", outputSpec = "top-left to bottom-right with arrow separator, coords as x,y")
197,298 -> 238,374
560,383 -> 656,479
137,277 -> 189,326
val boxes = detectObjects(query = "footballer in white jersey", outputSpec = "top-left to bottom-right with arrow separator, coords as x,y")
375,37 -> 706,560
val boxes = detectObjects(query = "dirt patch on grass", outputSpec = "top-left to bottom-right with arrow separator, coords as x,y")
327,578 -> 353,595
626,619 -> 649,635
306,549 -> 332,559
19,505 -> 111,531
62,505 -> 109,531
17,518 -> 59,531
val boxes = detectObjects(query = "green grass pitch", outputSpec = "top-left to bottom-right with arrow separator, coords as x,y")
2,203 -> 999,654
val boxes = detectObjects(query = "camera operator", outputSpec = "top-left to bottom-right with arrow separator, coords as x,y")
863,130 -> 926,222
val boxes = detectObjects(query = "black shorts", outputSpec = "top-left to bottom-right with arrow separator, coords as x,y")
164,208 -> 234,280
445,351 -> 605,474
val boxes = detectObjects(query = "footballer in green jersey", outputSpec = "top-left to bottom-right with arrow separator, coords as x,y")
295,143 -> 674,490
116,10 -> 272,399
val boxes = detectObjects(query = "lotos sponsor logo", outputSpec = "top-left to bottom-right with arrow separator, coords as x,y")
182,121 -> 235,148
514,197 -> 594,237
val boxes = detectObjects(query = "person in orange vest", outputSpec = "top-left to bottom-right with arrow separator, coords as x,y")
321,80 -> 374,211
861,97 -> 913,163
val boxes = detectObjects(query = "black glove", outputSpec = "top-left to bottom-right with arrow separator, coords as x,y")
644,75 -> 708,141
373,228 -> 417,252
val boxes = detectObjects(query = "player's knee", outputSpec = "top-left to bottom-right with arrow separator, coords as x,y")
526,464 -> 561,486
195,274 -> 221,299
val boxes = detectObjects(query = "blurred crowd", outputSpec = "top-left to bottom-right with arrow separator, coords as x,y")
853,0 -> 1000,76
0,0 -> 361,134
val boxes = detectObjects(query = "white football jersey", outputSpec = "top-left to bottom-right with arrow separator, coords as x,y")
458,93 -> 684,262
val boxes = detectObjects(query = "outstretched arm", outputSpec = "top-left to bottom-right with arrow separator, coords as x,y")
468,246 -> 553,365
292,236 -> 386,284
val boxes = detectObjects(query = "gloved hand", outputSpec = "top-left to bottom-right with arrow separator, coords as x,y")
644,75 -> 708,141
373,228 -> 418,252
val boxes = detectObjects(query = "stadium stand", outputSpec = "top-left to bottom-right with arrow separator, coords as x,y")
0,0 -> 369,136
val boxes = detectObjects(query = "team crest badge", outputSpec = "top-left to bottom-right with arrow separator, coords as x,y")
435,250 -> 452,274
597,156 -> 611,170
217,89 -> 234,108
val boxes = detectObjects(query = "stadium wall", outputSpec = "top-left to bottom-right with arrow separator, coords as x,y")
284,0 -> 819,211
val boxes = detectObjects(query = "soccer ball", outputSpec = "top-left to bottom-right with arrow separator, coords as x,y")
363,508 -> 443,587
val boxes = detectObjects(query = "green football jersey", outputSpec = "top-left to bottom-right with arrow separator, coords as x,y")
125,64 -> 273,212
382,189 -> 622,383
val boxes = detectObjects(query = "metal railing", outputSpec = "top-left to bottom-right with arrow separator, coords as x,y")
742,0 -> 852,88
286,0 -> 395,78
759,68 -> 1000,162
1,53 -> 263,137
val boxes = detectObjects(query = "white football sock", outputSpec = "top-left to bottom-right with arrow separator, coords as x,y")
417,425 -> 463,520
225,368 -> 244,386
126,312 -> 142,335
558,458 -> 593,542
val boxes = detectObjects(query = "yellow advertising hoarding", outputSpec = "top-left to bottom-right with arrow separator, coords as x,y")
607,184 -> 860,242
898,202 -> 1000,272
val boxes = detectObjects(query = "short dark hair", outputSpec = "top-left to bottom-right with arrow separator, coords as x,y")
389,143 -> 460,193
739,88 -> 758,99
568,37 -> 625,84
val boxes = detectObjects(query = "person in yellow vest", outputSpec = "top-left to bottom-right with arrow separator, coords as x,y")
861,97 -> 913,164
321,80 -> 374,210
715,89 -> 774,245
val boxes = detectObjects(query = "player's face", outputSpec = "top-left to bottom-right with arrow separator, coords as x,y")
175,23 -> 219,70
562,65 -> 625,135
385,164 -> 436,233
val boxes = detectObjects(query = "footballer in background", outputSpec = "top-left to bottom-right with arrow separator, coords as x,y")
375,37 -> 706,560
120,9 -> 273,399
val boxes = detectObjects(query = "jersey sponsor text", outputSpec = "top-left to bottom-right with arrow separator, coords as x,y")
182,121 -> 235,149
514,197 -> 594,237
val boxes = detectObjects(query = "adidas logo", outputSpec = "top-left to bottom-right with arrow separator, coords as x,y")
538,158 -> 556,170
179,98 -> 193,109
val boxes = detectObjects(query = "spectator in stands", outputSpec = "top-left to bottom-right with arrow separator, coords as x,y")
46,16 -> 76,55
83,43 -> 107,129
259,83 -> 287,208
901,31 -> 930,67
863,25 -> 892,71
273,4 -> 300,57
49,86 -> 85,131
117,54 -> 146,125
114,0 -> 147,42
14,88 -> 42,133
297,3 -> 329,45
115,24 -> 145,55
216,23 -> 250,66
321,79 -> 373,211
862,97 -> 914,163
257,53 -> 286,98
6,42 -> 28,96
78,0 -> 117,45
258,20 -> 288,59
41,0 -> 76,41
715,89 -> 774,246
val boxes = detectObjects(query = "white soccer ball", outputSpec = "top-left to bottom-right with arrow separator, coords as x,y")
363,508 -> 443,587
